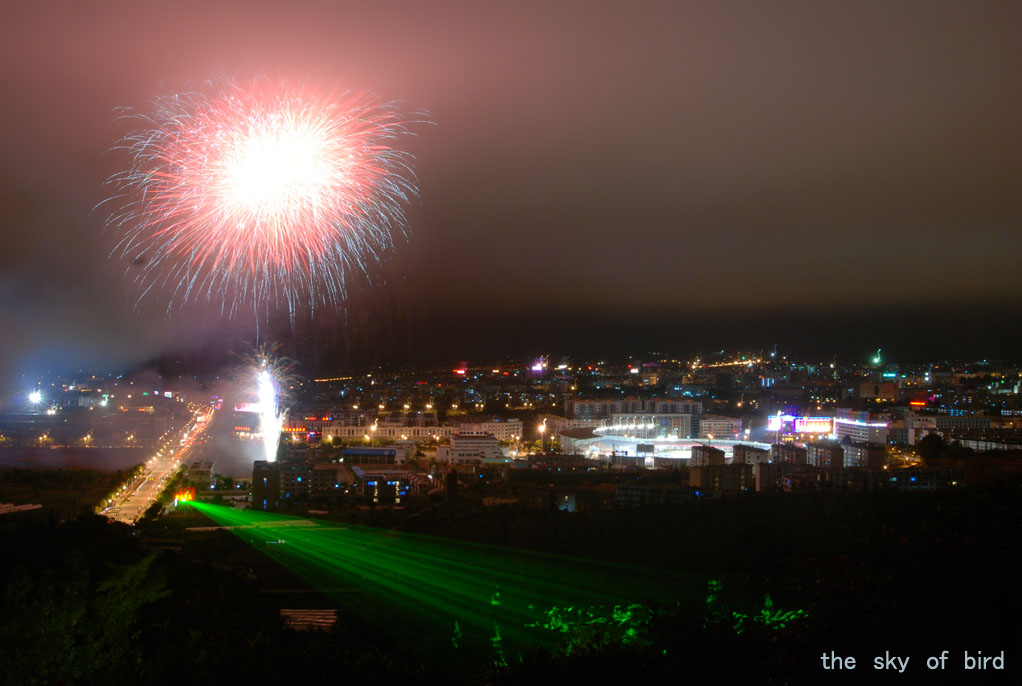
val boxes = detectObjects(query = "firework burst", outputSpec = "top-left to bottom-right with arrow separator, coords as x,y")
104,75 -> 421,319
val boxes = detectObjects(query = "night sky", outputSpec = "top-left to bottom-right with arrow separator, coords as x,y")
1,1 -> 1020,378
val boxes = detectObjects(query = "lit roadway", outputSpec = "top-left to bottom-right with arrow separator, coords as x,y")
101,407 -> 214,524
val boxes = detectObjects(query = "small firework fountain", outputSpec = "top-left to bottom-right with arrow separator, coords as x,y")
257,364 -> 284,463
246,346 -> 294,463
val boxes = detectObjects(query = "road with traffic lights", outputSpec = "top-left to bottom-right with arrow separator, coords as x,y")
100,406 -> 213,524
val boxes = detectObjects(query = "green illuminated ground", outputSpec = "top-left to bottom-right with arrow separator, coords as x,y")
187,503 -> 696,657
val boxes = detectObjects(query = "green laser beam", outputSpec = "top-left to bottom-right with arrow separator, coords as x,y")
186,502 -> 696,657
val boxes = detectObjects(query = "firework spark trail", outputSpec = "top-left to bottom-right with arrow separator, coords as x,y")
103,76 -> 421,320
257,366 -> 283,463
245,345 -> 294,464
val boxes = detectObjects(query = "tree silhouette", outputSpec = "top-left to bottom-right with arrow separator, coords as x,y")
917,433 -> 945,465
0,553 -> 167,683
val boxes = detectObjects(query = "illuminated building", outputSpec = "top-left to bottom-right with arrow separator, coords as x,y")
450,417 -> 523,441
696,415 -> 742,439
766,414 -> 834,439
324,424 -> 452,441
436,432 -> 503,465
833,409 -> 889,445
566,398 -> 640,420
280,411 -> 449,443
887,411 -> 992,445
858,380 -> 898,401
888,411 -> 936,445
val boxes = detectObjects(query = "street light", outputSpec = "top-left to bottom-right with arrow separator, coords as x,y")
539,419 -> 547,453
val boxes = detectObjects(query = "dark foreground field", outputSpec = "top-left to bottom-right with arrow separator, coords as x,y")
1,485 -> 1019,684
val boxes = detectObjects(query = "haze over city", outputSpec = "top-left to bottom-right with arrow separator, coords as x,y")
2,0 -> 1020,381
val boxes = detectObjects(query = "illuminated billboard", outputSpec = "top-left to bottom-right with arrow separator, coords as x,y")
794,417 -> 833,433
769,414 -> 834,435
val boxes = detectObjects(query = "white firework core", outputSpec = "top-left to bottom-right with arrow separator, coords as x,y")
257,367 -> 285,463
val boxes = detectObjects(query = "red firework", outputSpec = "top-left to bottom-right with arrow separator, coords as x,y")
106,76 -> 420,316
